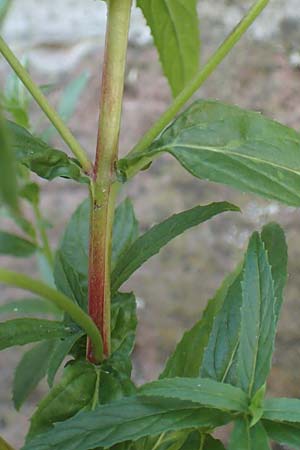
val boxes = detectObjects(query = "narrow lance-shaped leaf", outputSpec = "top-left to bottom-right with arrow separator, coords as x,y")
23,397 -> 231,450
137,0 -> 200,97
263,397 -> 300,423
7,120 -> 87,182
0,109 -> 18,211
0,231 -> 37,257
0,297 -> 60,316
0,318 -> 77,350
161,264 -> 241,379
119,100 -> 300,206
263,420 -> 300,449
139,377 -> 248,413
28,360 -> 98,439
111,202 -> 239,293
229,418 -> 271,450
237,232 -> 276,397
13,340 -> 56,410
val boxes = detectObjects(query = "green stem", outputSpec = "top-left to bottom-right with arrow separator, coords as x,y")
152,433 -> 166,450
0,268 -> 103,363
32,202 -> 54,268
127,0 -> 269,168
0,436 -> 15,450
87,0 -> 132,361
0,36 -> 93,174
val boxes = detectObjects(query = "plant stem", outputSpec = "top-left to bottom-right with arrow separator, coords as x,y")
126,0 -> 269,170
0,268 -> 103,363
0,436 -> 15,450
87,0 -> 132,361
0,36 -> 93,174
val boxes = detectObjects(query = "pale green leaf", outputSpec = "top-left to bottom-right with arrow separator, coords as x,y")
229,418 -> 271,450
119,100 -> 300,206
137,0 -> 200,97
0,231 -> 36,257
0,297 -> 60,315
263,398 -> 300,422
111,202 -> 239,293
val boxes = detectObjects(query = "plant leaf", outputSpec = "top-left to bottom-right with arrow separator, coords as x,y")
137,0 -> 200,97
13,340 -> 56,410
119,100 -> 300,206
263,398 -> 300,422
111,202 -> 239,293
28,360 -> 98,439
0,110 -> 18,211
161,263 -> 241,379
204,435 -> 226,450
263,420 -> 300,448
229,418 -> 271,450
139,377 -> 248,412
0,231 -> 36,257
0,297 -> 60,316
23,397 -> 231,450
0,318 -> 76,350
261,222 -> 287,321
7,120 -> 86,182
0,0 -> 12,25
0,436 -> 15,450
47,331 -> 85,387
237,232 -> 276,397
111,292 -> 137,355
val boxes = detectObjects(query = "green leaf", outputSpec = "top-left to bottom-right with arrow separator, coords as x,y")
13,340 -> 56,410
0,297 -> 60,316
119,100 -> 300,206
137,0 -> 200,97
111,202 -> 239,293
248,384 -> 266,427
0,318 -> 76,350
99,355 -> 136,405
200,266 -> 243,384
43,72 -> 89,141
3,63 -> 30,128
112,198 -> 139,270
261,222 -> 287,321
47,331 -> 85,387
161,263 -> 241,379
28,360 -> 98,439
0,0 -> 12,25
229,418 -> 270,450
7,120 -> 86,182
0,110 -> 18,211
263,397 -> 300,422
0,231 -> 36,257
237,232 -> 276,397
111,292 -> 137,355
0,436 -> 15,450
139,377 -> 248,413
263,420 -> 300,448
203,435 -> 226,450
23,397 -> 231,450
19,182 -> 40,206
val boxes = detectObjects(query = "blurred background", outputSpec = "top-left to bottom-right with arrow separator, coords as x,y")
1,0 -> 300,447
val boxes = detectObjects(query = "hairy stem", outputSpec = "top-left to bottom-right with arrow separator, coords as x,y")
126,0 -> 269,172
0,269 -> 103,363
87,0 -> 132,361
0,36 -> 92,174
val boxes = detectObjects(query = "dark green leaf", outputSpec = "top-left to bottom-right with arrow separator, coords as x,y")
28,360 -> 98,439
119,100 -> 300,206
13,340 -> 56,410
111,292 -> 137,355
229,418 -> 270,450
112,198 -> 139,270
203,435 -> 226,450
99,355 -> 136,405
161,264 -> 241,378
261,222 -> 287,321
263,398 -> 300,422
7,120 -> 86,182
0,231 -> 36,257
137,0 -> 200,97
200,265 -> 243,383
0,110 -> 18,211
263,419 -> 300,448
237,232 -> 276,397
47,332 -> 85,387
23,397 -> 231,450
111,202 -> 239,293
139,377 -> 248,412
0,297 -> 60,316
0,318 -> 76,350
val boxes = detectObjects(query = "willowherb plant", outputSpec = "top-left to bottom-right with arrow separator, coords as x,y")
0,0 -> 300,449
